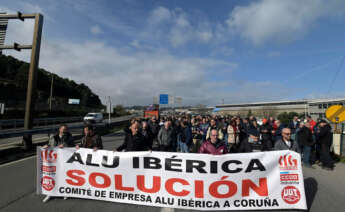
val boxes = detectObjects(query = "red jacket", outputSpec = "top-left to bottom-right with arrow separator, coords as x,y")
199,140 -> 227,155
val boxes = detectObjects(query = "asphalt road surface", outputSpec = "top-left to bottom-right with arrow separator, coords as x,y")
0,133 -> 344,212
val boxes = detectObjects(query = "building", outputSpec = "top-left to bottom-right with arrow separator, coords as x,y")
215,98 -> 345,120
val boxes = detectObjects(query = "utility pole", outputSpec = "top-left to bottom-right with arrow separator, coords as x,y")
0,12 -> 44,150
108,96 -> 111,124
49,74 -> 54,111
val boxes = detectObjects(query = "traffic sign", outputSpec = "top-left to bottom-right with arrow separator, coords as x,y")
325,105 -> 345,123
159,94 -> 168,104
68,99 -> 80,105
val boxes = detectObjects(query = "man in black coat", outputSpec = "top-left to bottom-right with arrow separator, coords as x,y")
260,119 -> 273,151
297,122 -> 314,167
46,124 -> 74,148
141,121 -> 153,150
237,118 -> 252,153
148,116 -> 160,148
288,116 -> 300,133
117,122 -> 150,152
317,120 -> 334,170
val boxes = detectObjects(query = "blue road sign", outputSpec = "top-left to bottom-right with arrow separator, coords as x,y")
159,94 -> 169,104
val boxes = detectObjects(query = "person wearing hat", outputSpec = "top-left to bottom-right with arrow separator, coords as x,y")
317,120 -> 334,170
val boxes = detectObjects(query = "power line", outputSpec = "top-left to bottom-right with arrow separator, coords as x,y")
327,55 -> 345,94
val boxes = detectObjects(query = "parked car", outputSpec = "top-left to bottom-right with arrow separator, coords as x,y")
84,113 -> 103,123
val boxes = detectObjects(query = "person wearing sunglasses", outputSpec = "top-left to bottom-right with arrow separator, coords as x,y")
274,128 -> 299,152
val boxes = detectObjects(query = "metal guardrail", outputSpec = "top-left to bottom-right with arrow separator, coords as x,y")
0,115 -> 135,139
0,116 -> 83,129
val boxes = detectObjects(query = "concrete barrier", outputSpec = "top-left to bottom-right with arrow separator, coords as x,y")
333,133 -> 342,156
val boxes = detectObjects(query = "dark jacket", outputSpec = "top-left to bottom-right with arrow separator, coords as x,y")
117,132 -> 148,151
81,134 -> 103,149
248,126 -> 260,137
148,120 -> 160,137
288,120 -> 300,134
239,123 -> 250,142
274,138 -> 299,153
297,126 -> 314,146
199,139 -> 227,155
179,126 -> 192,145
274,125 -> 284,142
157,126 -> 176,147
49,132 -> 74,147
318,124 -> 332,146
260,123 -> 272,141
141,128 -> 153,150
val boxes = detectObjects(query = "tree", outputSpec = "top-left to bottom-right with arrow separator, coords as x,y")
0,54 -> 103,113
113,104 -> 129,116
277,112 -> 299,125
261,106 -> 278,118
247,109 -> 253,117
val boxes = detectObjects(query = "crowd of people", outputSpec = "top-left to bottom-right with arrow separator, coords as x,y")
42,113 -> 335,203
118,114 -> 335,170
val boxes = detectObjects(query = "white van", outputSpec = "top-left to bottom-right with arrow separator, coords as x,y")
84,113 -> 103,123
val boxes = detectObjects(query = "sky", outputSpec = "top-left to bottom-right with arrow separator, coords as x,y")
1,0 -> 345,106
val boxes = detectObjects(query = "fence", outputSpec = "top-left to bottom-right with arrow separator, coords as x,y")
0,115 -> 135,140
0,117 -> 83,130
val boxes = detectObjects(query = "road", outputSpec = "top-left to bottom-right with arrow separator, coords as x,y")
0,133 -> 344,212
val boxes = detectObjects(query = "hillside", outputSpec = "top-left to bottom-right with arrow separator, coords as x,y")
0,54 -> 103,118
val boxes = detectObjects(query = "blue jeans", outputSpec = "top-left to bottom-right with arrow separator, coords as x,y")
179,141 -> 189,153
302,145 -> 312,166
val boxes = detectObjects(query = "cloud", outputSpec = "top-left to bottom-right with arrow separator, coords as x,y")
227,0 -> 345,45
4,36 -> 291,106
90,25 -> 103,35
3,17 -> 35,47
130,40 -> 140,48
1,2 -> 293,106
5,36 -> 239,106
148,6 -> 171,25
146,6 -> 220,47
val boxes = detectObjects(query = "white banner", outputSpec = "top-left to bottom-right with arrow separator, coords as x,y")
37,148 -> 307,210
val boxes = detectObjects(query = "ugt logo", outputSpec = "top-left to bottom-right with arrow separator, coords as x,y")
41,149 -> 57,163
281,186 -> 301,204
41,176 -> 55,191
279,154 -> 298,170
